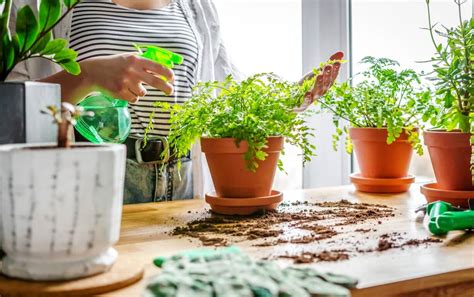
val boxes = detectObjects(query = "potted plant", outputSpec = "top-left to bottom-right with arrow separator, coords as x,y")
0,0 -> 81,144
155,72 -> 322,215
419,0 -> 473,207
319,57 -> 435,193
0,103 -> 126,281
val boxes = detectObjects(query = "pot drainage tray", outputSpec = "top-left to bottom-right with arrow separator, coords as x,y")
350,173 -> 415,193
205,190 -> 283,215
421,183 -> 473,208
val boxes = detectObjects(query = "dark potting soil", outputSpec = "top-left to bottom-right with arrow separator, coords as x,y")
171,200 -> 442,264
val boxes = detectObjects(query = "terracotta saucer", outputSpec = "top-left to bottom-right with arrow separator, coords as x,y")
421,183 -> 473,208
350,173 -> 415,193
205,190 -> 283,215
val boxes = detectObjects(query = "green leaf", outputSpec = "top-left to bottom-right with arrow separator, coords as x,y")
63,0 -> 79,8
41,38 -> 67,55
15,5 -> 39,53
255,150 -> 268,161
2,35 -> 15,70
39,0 -> 61,31
53,48 -> 77,62
30,31 -> 52,54
59,59 -> 81,75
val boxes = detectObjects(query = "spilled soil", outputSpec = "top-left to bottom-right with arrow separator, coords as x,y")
171,199 -> 442,263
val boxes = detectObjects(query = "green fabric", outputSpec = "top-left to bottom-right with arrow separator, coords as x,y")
144,249 -> 357,297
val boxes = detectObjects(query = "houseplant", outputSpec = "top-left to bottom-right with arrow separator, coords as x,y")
0,0 -> 81,144
0,103 -> 126,281
421,0 -> 473,193
155,72 -> 321,214
319,56 -> 435,193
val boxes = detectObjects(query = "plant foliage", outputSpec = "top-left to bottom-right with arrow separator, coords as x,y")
423,0 -> 473,135
0,0 -> 81,81
151,72 -> 320,172
319,57 -> 435,155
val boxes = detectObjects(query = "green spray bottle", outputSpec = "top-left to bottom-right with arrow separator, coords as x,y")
75,45 -> 183,144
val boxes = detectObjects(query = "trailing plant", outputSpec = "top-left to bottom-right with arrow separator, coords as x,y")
319,56 -> 435,155
41,103 -> 92,148
0,0 -> 81,81
422,0 -> 473,135
151,72 -> 321,172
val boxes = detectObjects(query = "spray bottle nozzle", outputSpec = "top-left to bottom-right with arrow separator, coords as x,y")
134,44 -> 184,69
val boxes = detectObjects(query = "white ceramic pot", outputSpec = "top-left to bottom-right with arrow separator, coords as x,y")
0,143 -> 126,281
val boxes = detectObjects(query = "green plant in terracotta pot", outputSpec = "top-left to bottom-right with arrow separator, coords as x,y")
154,72 -> 322,215
319,56 -> 435,193
422,0 -> 473,194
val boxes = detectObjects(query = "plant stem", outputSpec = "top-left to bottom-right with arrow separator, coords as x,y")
57,121 -> 72,148
318,100 -> 362,127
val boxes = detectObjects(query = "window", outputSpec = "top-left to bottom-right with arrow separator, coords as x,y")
213,0 -> 304,190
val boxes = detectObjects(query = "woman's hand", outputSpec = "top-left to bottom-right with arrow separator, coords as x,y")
81,53 -> 175,103
294,51 -> 344,113
40,53 -> 175,104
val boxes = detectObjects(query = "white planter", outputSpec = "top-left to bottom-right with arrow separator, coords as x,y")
0,143 -> 126,281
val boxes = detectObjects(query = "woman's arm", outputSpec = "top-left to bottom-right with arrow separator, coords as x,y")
39,53 -> 176,104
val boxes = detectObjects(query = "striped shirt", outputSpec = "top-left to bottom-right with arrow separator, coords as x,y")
70,0 -> 198,137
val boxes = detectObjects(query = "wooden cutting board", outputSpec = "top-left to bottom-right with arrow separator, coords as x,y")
0,254 -> 144,297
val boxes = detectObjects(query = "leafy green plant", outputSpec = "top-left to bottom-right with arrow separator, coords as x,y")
0,0 -> 81,81
423,0 -> 473,135
319,56 -> 435,155
150,72 -> 319,172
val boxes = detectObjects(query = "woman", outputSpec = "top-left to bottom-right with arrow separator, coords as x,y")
9,0 -> 342,203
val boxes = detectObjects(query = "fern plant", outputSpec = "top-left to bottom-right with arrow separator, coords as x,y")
319,57 -> 435,155
152,72 -> 320,172
0,0 -> 81,81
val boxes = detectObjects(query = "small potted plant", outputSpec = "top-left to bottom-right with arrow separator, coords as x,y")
0,103 -> 126,281
156,72 -> 322,215
319,57 -> 434,193
0,0 -> 80,144
420,0 -> 473,207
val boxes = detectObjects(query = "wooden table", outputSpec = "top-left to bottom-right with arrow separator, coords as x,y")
105,185 -> 474,297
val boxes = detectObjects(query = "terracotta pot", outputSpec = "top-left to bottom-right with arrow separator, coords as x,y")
201,137 -> 284,198
424,130 -> 473,191
350,127 -> 415,178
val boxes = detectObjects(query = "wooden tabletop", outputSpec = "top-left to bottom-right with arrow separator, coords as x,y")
104,185 -> 474,297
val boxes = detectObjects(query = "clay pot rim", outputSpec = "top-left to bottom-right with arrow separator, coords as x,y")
201,136 -> 284,141
423,129 -> 470,135
349,127 -> 418,142
350,173 -> 415,186
0,142 -> 124,153
205,190 -> 283,206
201,136 -> 284,154
421,183 -> 474,198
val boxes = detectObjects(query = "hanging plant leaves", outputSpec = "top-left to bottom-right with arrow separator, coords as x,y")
15,5 -> 39,53
39,0 -> 61,32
